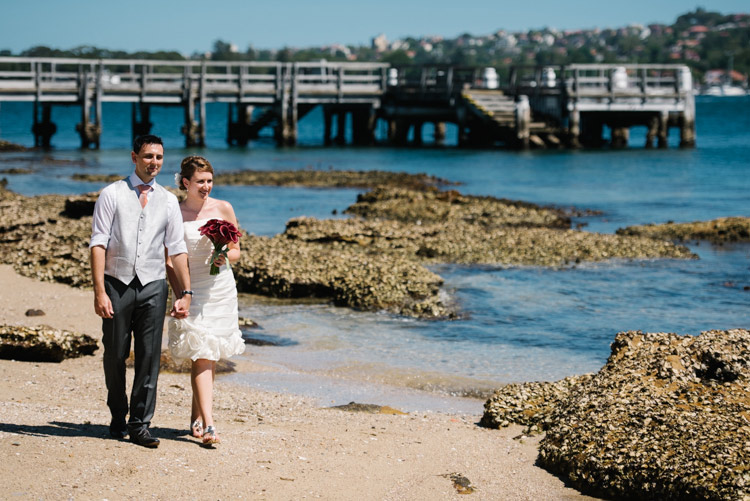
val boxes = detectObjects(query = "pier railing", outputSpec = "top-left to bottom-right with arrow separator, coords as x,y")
0,57 -> 389,104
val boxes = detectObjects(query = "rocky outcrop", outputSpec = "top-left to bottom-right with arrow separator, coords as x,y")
235,232 -> 450,318
214,169 -> 457,190
617,216 -> 750,244
345,187 -> 571,228
480,375 -> 593,431
0,181 -> 696,319
284,216 -> 695,267
0,324 -> 98,362
482,329 -> 750,501
0,140 -> 27,152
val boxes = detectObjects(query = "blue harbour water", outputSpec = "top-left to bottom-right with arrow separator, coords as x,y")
1,96 -> 749,413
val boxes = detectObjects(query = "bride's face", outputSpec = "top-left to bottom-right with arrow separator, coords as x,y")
184,170 -> 213,201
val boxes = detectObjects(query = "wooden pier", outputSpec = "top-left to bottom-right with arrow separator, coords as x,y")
0,57 -> 695,149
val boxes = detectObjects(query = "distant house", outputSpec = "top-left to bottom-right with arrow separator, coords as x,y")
704,69 -> 748,85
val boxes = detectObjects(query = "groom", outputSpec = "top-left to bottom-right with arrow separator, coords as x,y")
90,134 -> 192,448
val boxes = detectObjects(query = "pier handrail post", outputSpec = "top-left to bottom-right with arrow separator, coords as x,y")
337,64 -> 343,103
199,61 -> 207,146
139,64 -> 147,101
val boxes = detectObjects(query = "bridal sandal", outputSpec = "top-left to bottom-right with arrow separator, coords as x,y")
190,419 -> 203,438
202,425 -> 220,445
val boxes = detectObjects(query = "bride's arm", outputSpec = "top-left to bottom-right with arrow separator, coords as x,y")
216,200 -> 241,266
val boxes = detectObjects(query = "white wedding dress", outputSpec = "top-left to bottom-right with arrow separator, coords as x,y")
168,218 -> 245,363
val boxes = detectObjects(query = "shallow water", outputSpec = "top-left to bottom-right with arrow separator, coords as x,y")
1,95 -> 749,414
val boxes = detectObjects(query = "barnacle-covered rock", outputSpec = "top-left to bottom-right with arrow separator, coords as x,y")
234,232 -> 450,319
284,216 -> 695,266
480,375 -> 593,431
617,216 -> 750,244
534,328 -> 750,501
214,169 -> 456,190
345,187 -> 571,228
0,324 -> 98,362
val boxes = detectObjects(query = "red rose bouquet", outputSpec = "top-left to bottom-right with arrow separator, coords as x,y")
198,219 -> 241,275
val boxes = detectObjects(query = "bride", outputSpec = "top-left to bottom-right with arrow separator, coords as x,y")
167,155 -> 245,446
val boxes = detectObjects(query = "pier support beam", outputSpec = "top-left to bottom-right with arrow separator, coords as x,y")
568,109 -> 581,148
131,103 -> 152,141
679,115 -> 695,148
412,121 -> 424,146
351,108 -> 376,146
323,107 -> 334,146
645,115 -> 659,149
515,96 -> 530,149
227,104 -> 254,146
76,69 -> 102,149
32,103 -> 56,149
657,111 -> 669,148
611,127 -> 629,149
580,118 -> 604,148
334,112 -> 347,145
181,66 -> 205,148
434,122 -> 446,145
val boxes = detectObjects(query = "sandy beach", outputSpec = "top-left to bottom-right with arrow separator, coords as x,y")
0,264 -> 597,500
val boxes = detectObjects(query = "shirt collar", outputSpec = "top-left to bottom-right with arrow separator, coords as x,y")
129,172 -> 155,190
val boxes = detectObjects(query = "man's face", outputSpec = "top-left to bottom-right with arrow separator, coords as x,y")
131,143 -> 164,183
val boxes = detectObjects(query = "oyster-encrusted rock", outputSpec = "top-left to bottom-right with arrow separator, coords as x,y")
0,324 -> 98,362
0,140 -> 28,152
235,232 -> 450,318
284,216 -> 696,266
617,216 -> 750,244
345,187 -> 571,228
480,375 -> 593,431
0,182 -> 697,319
214,169 -> 457,190
532,329 -> 750,501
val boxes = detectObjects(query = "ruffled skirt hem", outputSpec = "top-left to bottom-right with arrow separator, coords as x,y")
168,318 -> 245,363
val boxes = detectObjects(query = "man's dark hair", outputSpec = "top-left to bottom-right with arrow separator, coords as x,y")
133,134 -> 163,154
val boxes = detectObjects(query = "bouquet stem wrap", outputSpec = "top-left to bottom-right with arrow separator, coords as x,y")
198,219 -> 241,276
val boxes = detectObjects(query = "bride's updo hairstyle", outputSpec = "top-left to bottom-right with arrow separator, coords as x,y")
178,155 -> 214,191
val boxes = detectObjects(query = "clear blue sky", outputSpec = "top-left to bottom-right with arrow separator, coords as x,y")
1,1 -> 747,55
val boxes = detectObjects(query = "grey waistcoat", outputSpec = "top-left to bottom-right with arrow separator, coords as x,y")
104,179 -> 170,286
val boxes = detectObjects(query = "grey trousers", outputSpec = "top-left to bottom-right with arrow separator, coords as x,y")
102,275 -> 168,432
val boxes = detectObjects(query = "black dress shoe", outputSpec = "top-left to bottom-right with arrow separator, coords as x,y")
130,429 -> 160,448
109,421 -> 128,439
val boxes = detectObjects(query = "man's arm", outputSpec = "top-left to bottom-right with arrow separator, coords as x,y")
169,253 -> 192,318
91,245 -> 114,318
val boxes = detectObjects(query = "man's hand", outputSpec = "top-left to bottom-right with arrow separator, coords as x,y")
170,295 -> 191,319
94,291 -> 114,319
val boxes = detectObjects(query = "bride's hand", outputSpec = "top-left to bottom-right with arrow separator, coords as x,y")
212,252 -> 227,267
